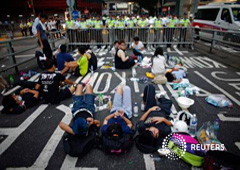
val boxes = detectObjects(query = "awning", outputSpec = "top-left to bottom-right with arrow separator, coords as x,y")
163,2 -> 176,7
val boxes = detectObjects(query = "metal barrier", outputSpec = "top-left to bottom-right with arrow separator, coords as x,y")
194,27 -> 240,53
66,27 -> 194,47
0,31 -> 64,74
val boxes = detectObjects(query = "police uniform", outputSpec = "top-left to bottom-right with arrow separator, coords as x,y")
179,17 -> 190,47
166,17 -> 176,48
20,22 -> 27,36
116,18 -> 125,40
154,18 -> 162,45
79,19 -> 89,43
27,21 -> 33,35
137,18 -> 149,44
127,18 -> 135,44
93,19 -> 103,49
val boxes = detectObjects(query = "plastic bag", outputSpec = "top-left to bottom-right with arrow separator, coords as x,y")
205,94 -> 233,108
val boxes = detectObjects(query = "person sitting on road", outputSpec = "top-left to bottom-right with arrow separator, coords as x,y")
165,66 -> 186,83
35,59 -> 76,104
132,36 -> 144,58
115,40 -> 135,69
59,84 -> 100,136
1,88 -> 39,114
85,47 -> 98,73
137,84 -> 173,148
56,44 -> 74,71
151,47 -> 166,76
111,40 -> 119,57
102,86 -> 133,139
61,46 -> 88,77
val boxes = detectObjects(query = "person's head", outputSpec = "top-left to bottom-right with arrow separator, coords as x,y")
2,94 -> 22,110
154,47 -> 163,57
96,15 -> 100,20
72,118 -> 89,136
40,13 -> 48,23
78,46 -> 86,56
76,16 -> 80,21
45,59 -> 55,71
60,44 -> 67,53
138,128 -> 159,145
119,40 -> 126,50
165,72 -> 175,82
67,14 -> 71,20
114,40 -> 119,48
133,37 -> 140,45
81,16 -> 85,22
107,123 -> 123,140
184,12 -> 187,19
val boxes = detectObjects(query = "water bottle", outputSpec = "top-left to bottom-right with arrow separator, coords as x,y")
112,58 -> 116,72
99,93 -> 103,107
189,114 -> 197,137
133,102 -> 139,117
213,118 -> 220,138
91,65 -> 94,75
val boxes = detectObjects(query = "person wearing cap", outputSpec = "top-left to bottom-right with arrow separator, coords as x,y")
178,12 -> 190,48
102,86 -> 133,139
59,84 -> 100,136
79,16 -> 89,45
136,84 -> 173,147
27,19 -> 33,36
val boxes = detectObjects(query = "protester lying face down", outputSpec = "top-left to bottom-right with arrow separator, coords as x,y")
136,84 -> 173,151
59,84 -> 100,136
1,88 -> 39,114
35,59 -> 76,104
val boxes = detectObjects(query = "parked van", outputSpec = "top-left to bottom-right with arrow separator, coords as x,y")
193,2 -> 240,31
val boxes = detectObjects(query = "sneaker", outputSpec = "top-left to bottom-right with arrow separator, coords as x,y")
155,91 -> 167,99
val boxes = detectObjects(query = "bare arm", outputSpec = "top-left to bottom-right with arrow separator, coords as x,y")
65,61 -> 78,68
64,79 -> 74,85
121,116 -> 132,128
20,88 -> 39,99
37,30 -> 43,48
35,83 -> 40,90
151,117 -> 173,126
93,120 -> 101,127
59,121 -> 74,135
118,50 -> 129,62
140,106 -> 160,121
103,113 -> 116,125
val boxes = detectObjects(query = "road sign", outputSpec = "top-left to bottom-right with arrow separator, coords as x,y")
72,10 -> 79,20
66,0 -> 74,8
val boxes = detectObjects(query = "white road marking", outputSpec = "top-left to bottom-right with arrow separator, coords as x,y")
218,114 -> 240,122
143,154 -> 155,170
195,71 -> 240,106
235,142 -> 240,150
228,83 -> 240,91
194,57 -> 214,68
111,72 -> 126,94
0,104 -> 48,155
15,54 -> 35,58
0,105 -> 3,112
132,68 -> 139,93
211,71 -> 240,82
173,45 -> 183,56
65,73 -> 71,79
89,73 -> 99,87
190,83 -> 212,97
93,72 -> 112,94
236,92 -> 240,97
167,47 -> 188,54
202,57 -> 227,68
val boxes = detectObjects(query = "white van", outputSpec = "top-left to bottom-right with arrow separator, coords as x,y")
193,2 -> 240,31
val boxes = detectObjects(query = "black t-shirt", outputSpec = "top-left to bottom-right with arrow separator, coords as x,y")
138,110 -> 172,139
1,93 -> 38,114
38,72 -> 65,103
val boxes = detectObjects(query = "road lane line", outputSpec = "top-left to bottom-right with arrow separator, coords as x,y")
143,154 -> 155,170
93,72 -> 112,94
0,104 -> 48,155
235,142 -> 240,150
195,71 -> 240,106
217,114 -> 240,122
211,71 -> 240,82
173,45 -> 183,56
132,68 -> 139,93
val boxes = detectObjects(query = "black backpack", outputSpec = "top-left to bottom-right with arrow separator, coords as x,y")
63,131 -> 99,157
135,135 -> 159,154
88,52 -> 97,72
100,134 -> 134,154
36,51 -> 47,70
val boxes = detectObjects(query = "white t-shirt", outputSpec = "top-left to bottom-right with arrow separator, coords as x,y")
32,17 -> 39,35
151,55 -> 166,75
132,41 -> 144,50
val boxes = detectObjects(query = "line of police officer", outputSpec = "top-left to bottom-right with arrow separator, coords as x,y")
65,13 -> 192,49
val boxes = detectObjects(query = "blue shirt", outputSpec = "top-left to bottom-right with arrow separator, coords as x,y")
172,69 -> 186,80
36,23 -> 48,40
102,116 -> 132,135
57,52 -> 74,71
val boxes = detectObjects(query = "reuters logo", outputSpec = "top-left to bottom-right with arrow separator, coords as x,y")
162,133 -> 187,160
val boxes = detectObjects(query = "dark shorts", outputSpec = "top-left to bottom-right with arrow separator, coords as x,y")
74,67 -> 81,77
72,94 -> 95,114
54,88 -> 72,103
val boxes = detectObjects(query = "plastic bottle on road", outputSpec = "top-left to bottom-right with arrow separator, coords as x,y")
112,58 -> 116,72
213,118 -> 220,138
189,114 -> 197,137
133,102 -> 139,117
99,93 -> 103,107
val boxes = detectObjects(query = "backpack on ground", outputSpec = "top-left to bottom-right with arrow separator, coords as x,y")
63,131 -> 99,157
100,134 -> 134,154
168,133 -> 204,167
203,150 -> 240,170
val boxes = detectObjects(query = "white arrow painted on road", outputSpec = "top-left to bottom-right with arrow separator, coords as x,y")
218,114 -> 240,122
143,154 -> 155,170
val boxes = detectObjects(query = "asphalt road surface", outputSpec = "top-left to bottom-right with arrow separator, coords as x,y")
0,45 -> 240,170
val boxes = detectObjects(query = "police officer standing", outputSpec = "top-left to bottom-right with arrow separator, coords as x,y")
178,12 -> 190,48
20,20 -> 27,37
154,15 -> 162,47
27,19 -> 33,36
93,15 -> 103,50
166,14 -> 176,48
